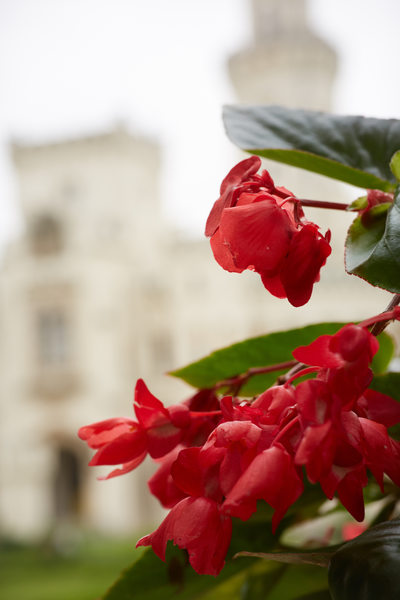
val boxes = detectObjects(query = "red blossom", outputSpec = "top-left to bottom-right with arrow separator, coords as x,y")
79,319 -> 400,576
289,325 -> 400,520
147,446 -> 188,508
222,444 -> 304,530
293,324 -> 378,407
78,418 -> 147,480
206,156 -> 331,306
137,496 -> 232,576
359,189 -> 394,225
78,379 -> 220,479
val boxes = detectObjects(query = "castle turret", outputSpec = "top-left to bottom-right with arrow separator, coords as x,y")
229,0 -> 337,110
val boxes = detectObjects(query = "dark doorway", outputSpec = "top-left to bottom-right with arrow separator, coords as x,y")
53,447 -> 82,521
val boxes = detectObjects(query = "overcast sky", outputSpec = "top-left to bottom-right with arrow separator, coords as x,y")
0,0 -> 399,253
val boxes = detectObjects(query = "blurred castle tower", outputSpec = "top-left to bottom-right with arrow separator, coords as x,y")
229,0 -> 337,110
0,0 -> 389,542
228,0 -> 390,300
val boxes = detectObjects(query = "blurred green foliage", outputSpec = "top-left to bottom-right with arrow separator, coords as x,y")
0,535 -> 142,600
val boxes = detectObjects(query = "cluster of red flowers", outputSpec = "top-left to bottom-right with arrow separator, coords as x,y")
205,156 -> 331,307
78,323 -> 400,576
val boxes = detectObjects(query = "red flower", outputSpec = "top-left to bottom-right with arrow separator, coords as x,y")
79,380 -> 222,480
78,379 -> 191,479
147,447 -> 187,508
293,324 -> 378,407
206,156 -> 331,306
359,189 -> 394,225
222,444 -> 304,531
137,496 -> 232,576
290,325 -> 400,520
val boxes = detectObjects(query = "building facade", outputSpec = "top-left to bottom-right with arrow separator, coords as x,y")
0,0 -> 392,542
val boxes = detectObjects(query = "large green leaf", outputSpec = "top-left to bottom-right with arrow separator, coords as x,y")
223,105 -> 400,191
102,510 -> 279,600
170,323 -> 394,396
102,544 -> 330,600
345,186 -> 400,292
171,322 -> 343,395
328,519 -> 400,600
102,544 -> 255,600
240,564 -> 329,600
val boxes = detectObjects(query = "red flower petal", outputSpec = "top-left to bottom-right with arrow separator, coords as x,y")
89,427 -> 147,466
260,271 -> 286,299
280,224 -> 331,307
223,445 -> 303,531
210,228 -> 243,273
356,389 -> 400,427
78,418 -> 137,449
336,469 -> 367,522
293,336 -> 343,369
219,199 -> 294,273
295,421 -> 335,483
134,379 -> 169,428
137,496 -> 232,576
148,447 -> 187,508
99,452 -> 147,480
205,155 -> 261,237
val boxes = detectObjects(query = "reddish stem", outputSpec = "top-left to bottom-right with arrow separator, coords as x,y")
273,415 -> 300,445
213,359 -> 298,394
276,362 -> 306,385
285,366 -> 320,386
298,198 -> 349,211
359,296 -> 400,334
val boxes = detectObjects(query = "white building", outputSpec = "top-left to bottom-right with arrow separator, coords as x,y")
0,0 -> 391,542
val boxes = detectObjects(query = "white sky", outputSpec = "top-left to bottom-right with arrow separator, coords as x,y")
0,0 -> 399,252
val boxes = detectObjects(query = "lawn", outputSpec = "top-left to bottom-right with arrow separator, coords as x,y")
0,535 -> 143,600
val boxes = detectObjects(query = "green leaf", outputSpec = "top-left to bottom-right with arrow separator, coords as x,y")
328,519 -> 400,600
235,551 -> 331,568
370,372 -> 400,401
347,195 -> 367,212
102,505 -> 333,600
170,323 -> 393,396
390,150 -> 400,181
223,105 -> 400,191
345,186 -> 400,292
240,565 -> 288,600
102,544 -> 256,600
370,331 -> 395,374
170,322 -> 344,395
259,564 -> 329,600
295,592 -> 331,600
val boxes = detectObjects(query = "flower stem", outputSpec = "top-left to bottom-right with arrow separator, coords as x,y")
367,294 -> 400,336
276,362 -> 306,385
213,359 -> 298,395
298,199 -> 349,211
